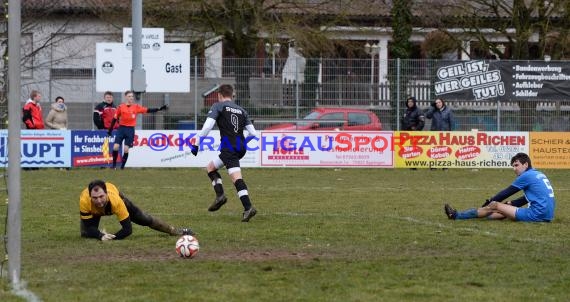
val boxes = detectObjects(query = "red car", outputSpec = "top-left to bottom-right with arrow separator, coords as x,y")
265,107 -> 382,131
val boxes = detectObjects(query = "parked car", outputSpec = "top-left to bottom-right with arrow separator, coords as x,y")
265,107 -> 382,131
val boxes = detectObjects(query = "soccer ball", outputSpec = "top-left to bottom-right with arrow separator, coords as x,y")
175,235 -> 200,258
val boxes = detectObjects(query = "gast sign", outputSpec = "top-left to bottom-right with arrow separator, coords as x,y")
96,28 -> 190,93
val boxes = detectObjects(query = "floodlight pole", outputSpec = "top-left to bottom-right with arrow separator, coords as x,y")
265,42 -> 281,78
365,42 -> 380,101
7,0 -> 23,286
132,0 -> 146,128
265,42 -> 281,106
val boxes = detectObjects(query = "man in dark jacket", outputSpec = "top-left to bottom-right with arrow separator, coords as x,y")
402,96 -> 425,131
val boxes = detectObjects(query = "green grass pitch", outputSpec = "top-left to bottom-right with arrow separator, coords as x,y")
1,167 -> 569,301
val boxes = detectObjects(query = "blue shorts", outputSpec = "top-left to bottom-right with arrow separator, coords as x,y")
114,126 -> 135,148
515,208 -> 551,222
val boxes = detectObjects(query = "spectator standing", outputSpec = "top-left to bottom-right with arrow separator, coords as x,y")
401,96 -> 425,131
45,96 -> 68,130
94,91 -> 118,130
425,97 -> 455,170
22,90 -> 45,129
425,97 -> 455,131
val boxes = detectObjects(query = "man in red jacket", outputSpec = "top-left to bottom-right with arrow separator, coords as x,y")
93,91 -> 118,130
22,90 -> 45,129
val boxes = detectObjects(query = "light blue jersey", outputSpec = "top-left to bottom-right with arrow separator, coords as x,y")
513,168 -> 555,222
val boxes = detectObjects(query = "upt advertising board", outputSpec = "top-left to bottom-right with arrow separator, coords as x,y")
0,130 -> 71,168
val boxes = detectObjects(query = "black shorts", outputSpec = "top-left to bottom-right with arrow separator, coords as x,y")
121,193 -> 152,226
219,149 -> 246,169
114,126 -> 135,148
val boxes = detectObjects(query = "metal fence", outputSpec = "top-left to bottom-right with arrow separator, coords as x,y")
23,58 -> 570,131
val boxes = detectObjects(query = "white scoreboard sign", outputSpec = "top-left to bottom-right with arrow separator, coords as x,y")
96,41 -> 190,93
122,27 -> 164,56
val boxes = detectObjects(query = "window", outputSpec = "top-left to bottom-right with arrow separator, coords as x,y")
318,113 -> 345,128
348,113 -> 371,126
50,68 -> 94,79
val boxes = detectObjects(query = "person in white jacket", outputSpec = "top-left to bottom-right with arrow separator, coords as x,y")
45,96 -> 68,130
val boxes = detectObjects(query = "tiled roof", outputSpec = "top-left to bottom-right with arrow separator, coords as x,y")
11,0 -> 561,19
20,0 -> 129,12
10,0 -> 448,17
270,0 -> 391,17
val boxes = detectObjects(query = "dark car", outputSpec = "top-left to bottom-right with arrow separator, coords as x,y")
265,107 -> 382,131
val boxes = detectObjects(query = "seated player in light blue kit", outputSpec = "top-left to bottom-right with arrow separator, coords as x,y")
445,152 -> 555,222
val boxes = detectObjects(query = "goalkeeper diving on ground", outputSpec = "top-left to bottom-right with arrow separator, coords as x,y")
80,180 -> 193,240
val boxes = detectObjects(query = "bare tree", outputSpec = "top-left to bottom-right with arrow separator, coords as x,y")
418,0 -> 570,59
0,3 -> 102,128
141,0 -> 354,104
422,0 -> 569,130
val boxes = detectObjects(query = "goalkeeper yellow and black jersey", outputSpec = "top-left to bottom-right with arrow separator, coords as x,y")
79,182 -> 129,221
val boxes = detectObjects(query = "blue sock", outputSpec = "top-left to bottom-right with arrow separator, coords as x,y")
456,208 -> 478,220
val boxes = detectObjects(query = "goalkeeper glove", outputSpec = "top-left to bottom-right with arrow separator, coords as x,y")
191,145 -> 199,156
481,199 -> 491,207
101,234 -> 115,241
101,231 -> 116,241
159,105 -> 168,111
101,229 -> 116,241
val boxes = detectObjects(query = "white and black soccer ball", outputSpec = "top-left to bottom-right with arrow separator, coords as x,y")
175,235 -> 200,258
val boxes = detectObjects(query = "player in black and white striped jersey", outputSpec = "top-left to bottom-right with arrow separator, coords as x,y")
191,84 -> 258,222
